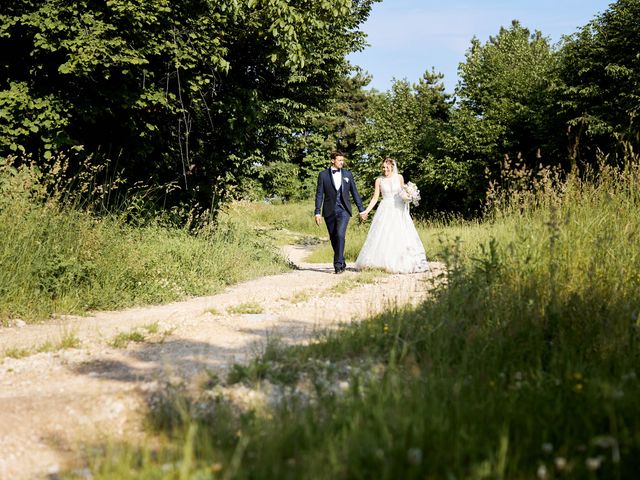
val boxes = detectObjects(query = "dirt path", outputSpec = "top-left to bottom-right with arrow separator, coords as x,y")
0,246 -> 444,479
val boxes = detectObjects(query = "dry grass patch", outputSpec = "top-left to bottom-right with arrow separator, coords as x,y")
328,270 -> 387,294
286,291 -> 312,304
2,330 -> 81,359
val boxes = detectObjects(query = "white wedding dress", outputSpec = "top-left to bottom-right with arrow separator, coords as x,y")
355,175 -> 429,273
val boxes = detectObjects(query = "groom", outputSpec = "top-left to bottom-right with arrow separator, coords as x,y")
315,151 -> 367,274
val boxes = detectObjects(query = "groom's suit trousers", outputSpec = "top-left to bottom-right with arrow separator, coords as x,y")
324,202 -> 349,271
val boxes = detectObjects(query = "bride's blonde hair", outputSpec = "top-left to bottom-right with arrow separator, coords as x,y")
382,157 -> 398,175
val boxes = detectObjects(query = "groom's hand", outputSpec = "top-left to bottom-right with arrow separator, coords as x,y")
314,215 -> 321,226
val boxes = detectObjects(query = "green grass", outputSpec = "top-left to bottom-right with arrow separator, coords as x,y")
0,160 -> 290,323
286,291 -> 312,304
79,161 -> 640,478
108,323 -> 174,348
227,302 -> 264,315
303,211 -> 473,265
3,347 -> 31,359
2,330 -> 81,359
142,322 -> 160,335
56,330 -> 82,349
223,200 -> 321,246
329,269 -> 387,294
109,329 -> 147,348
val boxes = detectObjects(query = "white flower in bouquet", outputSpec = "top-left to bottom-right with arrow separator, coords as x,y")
400,182 -> 420,207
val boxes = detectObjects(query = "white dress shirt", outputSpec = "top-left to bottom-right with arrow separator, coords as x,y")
332,169 -> 342,190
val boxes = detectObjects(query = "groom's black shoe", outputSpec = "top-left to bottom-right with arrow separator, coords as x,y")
335,267 -> 346,274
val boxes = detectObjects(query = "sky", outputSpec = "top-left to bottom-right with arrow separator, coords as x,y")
348,0 -> 614,93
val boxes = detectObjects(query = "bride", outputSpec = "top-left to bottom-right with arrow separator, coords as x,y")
355,158 -> 429,273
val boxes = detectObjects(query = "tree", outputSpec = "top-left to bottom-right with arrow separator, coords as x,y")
456,20 -> 560,169
272,68 -> 372,199
353,70 -> 452,203
0,0 -> 379,216
557,0 -> 640,168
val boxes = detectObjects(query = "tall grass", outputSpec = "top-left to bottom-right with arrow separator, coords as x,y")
86,159 -> 640,479
0,158 -> 289,322
223,200 -> 321,244
82,160 -> 640,478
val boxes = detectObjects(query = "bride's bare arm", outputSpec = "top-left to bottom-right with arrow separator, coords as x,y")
398,174 -> 405,187
363,178 -> 381,215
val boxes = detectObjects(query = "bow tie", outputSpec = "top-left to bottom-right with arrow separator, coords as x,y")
331,169 -> 341,174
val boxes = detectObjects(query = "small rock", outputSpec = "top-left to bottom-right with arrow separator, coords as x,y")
14,319 -> 27,328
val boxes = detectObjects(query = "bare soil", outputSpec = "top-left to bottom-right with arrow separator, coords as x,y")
0,246 -> 443,479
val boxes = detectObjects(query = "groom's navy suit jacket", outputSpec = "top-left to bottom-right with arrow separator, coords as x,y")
315,168 -> 365,217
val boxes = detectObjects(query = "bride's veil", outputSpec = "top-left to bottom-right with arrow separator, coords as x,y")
392,159 -> 398,176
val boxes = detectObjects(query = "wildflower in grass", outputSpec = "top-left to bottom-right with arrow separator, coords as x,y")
537,464 -> 548,479
383,323 -> 390,334
585,456 -> 604,471
574,383 -> 583,392
592,435 -> 621,463
541,443 -> 553,454
211,463 -> 223,473
554,457 -> 567,471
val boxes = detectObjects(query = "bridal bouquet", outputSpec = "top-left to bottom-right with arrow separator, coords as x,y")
400,182 -> 420,207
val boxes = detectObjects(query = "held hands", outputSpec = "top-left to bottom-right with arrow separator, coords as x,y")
315,213 -> 367,224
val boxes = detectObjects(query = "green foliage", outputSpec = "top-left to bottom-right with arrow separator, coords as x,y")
0,158 -> 289,321
353,71 -> 452,204
0,82 -> 70,156
258,161 -> 304,201
557,0 -> 640,167
352,21 -> 562,216
456,20 -> 561,168
0,0 -> 379,215
294,70 -> 373,178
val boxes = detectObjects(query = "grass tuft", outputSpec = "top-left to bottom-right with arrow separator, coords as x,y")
227,302 -> 264,315
109,330 -> 146,349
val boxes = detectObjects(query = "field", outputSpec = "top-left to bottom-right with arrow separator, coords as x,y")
74,163 -> 640,479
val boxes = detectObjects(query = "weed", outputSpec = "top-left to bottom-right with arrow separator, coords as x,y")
3,347 -> 30,359
227,302 -> 264,315
110,330 -> 146,348
287,291 -> 311,304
